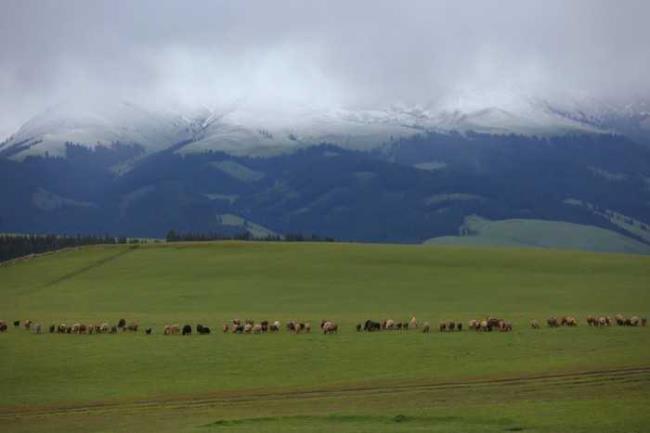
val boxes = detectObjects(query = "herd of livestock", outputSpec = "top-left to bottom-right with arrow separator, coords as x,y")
0,314 -> 646,335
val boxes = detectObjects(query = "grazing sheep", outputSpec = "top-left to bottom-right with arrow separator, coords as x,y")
457,323 -> 463,332
182,324 -> 192,335
355,323 -> 362,332
126,322 -> 138,332
99,323 -> 110,333
145,328 -> 152,335
197,324 -> 211,334
49,324 -> 56,333
57,323 -> 66,333
270,321 -> 280,332
479,320 -> 489,332
117,318 -> 126,329
448,321 -> 456,332
23,319 -> 32,330
439,322 -> 447,332
396,322 -> 403,330
321,320 -> 338,334
260,320 -> 269,332
304,322 -> 311,333
547,317 -> 559,328
243,323 -> 253,333
422,322 -> 431,333
630,316 -> 640,327
13,320 -> 20,328
252,324 -> 263,334
222,323 -> 229,333
384,319 -> 395,330
565,316 -> 578,327
110,325 -> 118,334
615,314 -> 625,326
0,320 -> 7,332
33,323 -> 42,334
232,324 -> 244,333
363,320 -> 381,332
469,319 -> 480,331
530,320 -> 540,329
87,324 -> 94,335
409,316 -> 418,329
71,323 -> 81,334
598,316 -> 607,327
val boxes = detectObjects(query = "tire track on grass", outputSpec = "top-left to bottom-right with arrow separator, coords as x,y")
1,365 -> 648,419
41,246 -> 138,288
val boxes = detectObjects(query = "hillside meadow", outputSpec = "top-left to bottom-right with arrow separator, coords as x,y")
1,241 -> 649,433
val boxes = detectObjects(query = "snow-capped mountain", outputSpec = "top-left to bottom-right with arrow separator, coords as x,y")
2,97 -> 646,161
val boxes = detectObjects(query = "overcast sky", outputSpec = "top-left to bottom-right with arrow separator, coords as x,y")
1,0 -> 649,138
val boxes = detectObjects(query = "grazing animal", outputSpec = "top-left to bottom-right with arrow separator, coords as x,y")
615,314 -> 625,326
409,316 -> 418,329
222,323 -> 229,333
23,319 -> 32,330
243,323 -> 253,333
87,324 -> 94,335
321,320 -> 338,334
260,321 -> 269,332
363,320 -> 381,332
33,323 -> 42,334
457,323 -> 463,332
448,321 -> 456,332
384,319 -> 395,330
469,320 -> 480,331
396,322 -> 403,330
439,322 -> 447,332
197,324 -> 205,333
49,324 -> 56,333
547,317 -> 559,328
0,320 -> 7,332
71,323 -> 81,334
182,324 -> 192,335
422,322 -> 431,333
480,320 -> 489,332
232,324 -> 244,333
304,322 -> 311,333
252,324 -> 263,334
110,325 -> 118,334
530,320 -> 540,329
99,323 -> 110,333
630,316 -> 640,327
126,322 -> 138,332
598,316 -> 607,327
198,325 -> 211,335
270,321 -> 280,332
117,318 -> 126,329
145,328 -> 152,335
79,324 -> 87,334
355,323 -> 362,332
13,320 -> 20,328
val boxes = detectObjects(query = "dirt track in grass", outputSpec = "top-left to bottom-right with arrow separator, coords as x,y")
2,365 -> 648,420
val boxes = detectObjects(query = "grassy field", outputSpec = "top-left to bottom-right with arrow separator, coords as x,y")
1,241 -> 649,433
425,215 -> 650,254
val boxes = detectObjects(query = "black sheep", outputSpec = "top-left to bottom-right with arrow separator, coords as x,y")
182,324 -> 192,335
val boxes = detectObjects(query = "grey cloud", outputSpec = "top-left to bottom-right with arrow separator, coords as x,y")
1,0 -> 649,137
